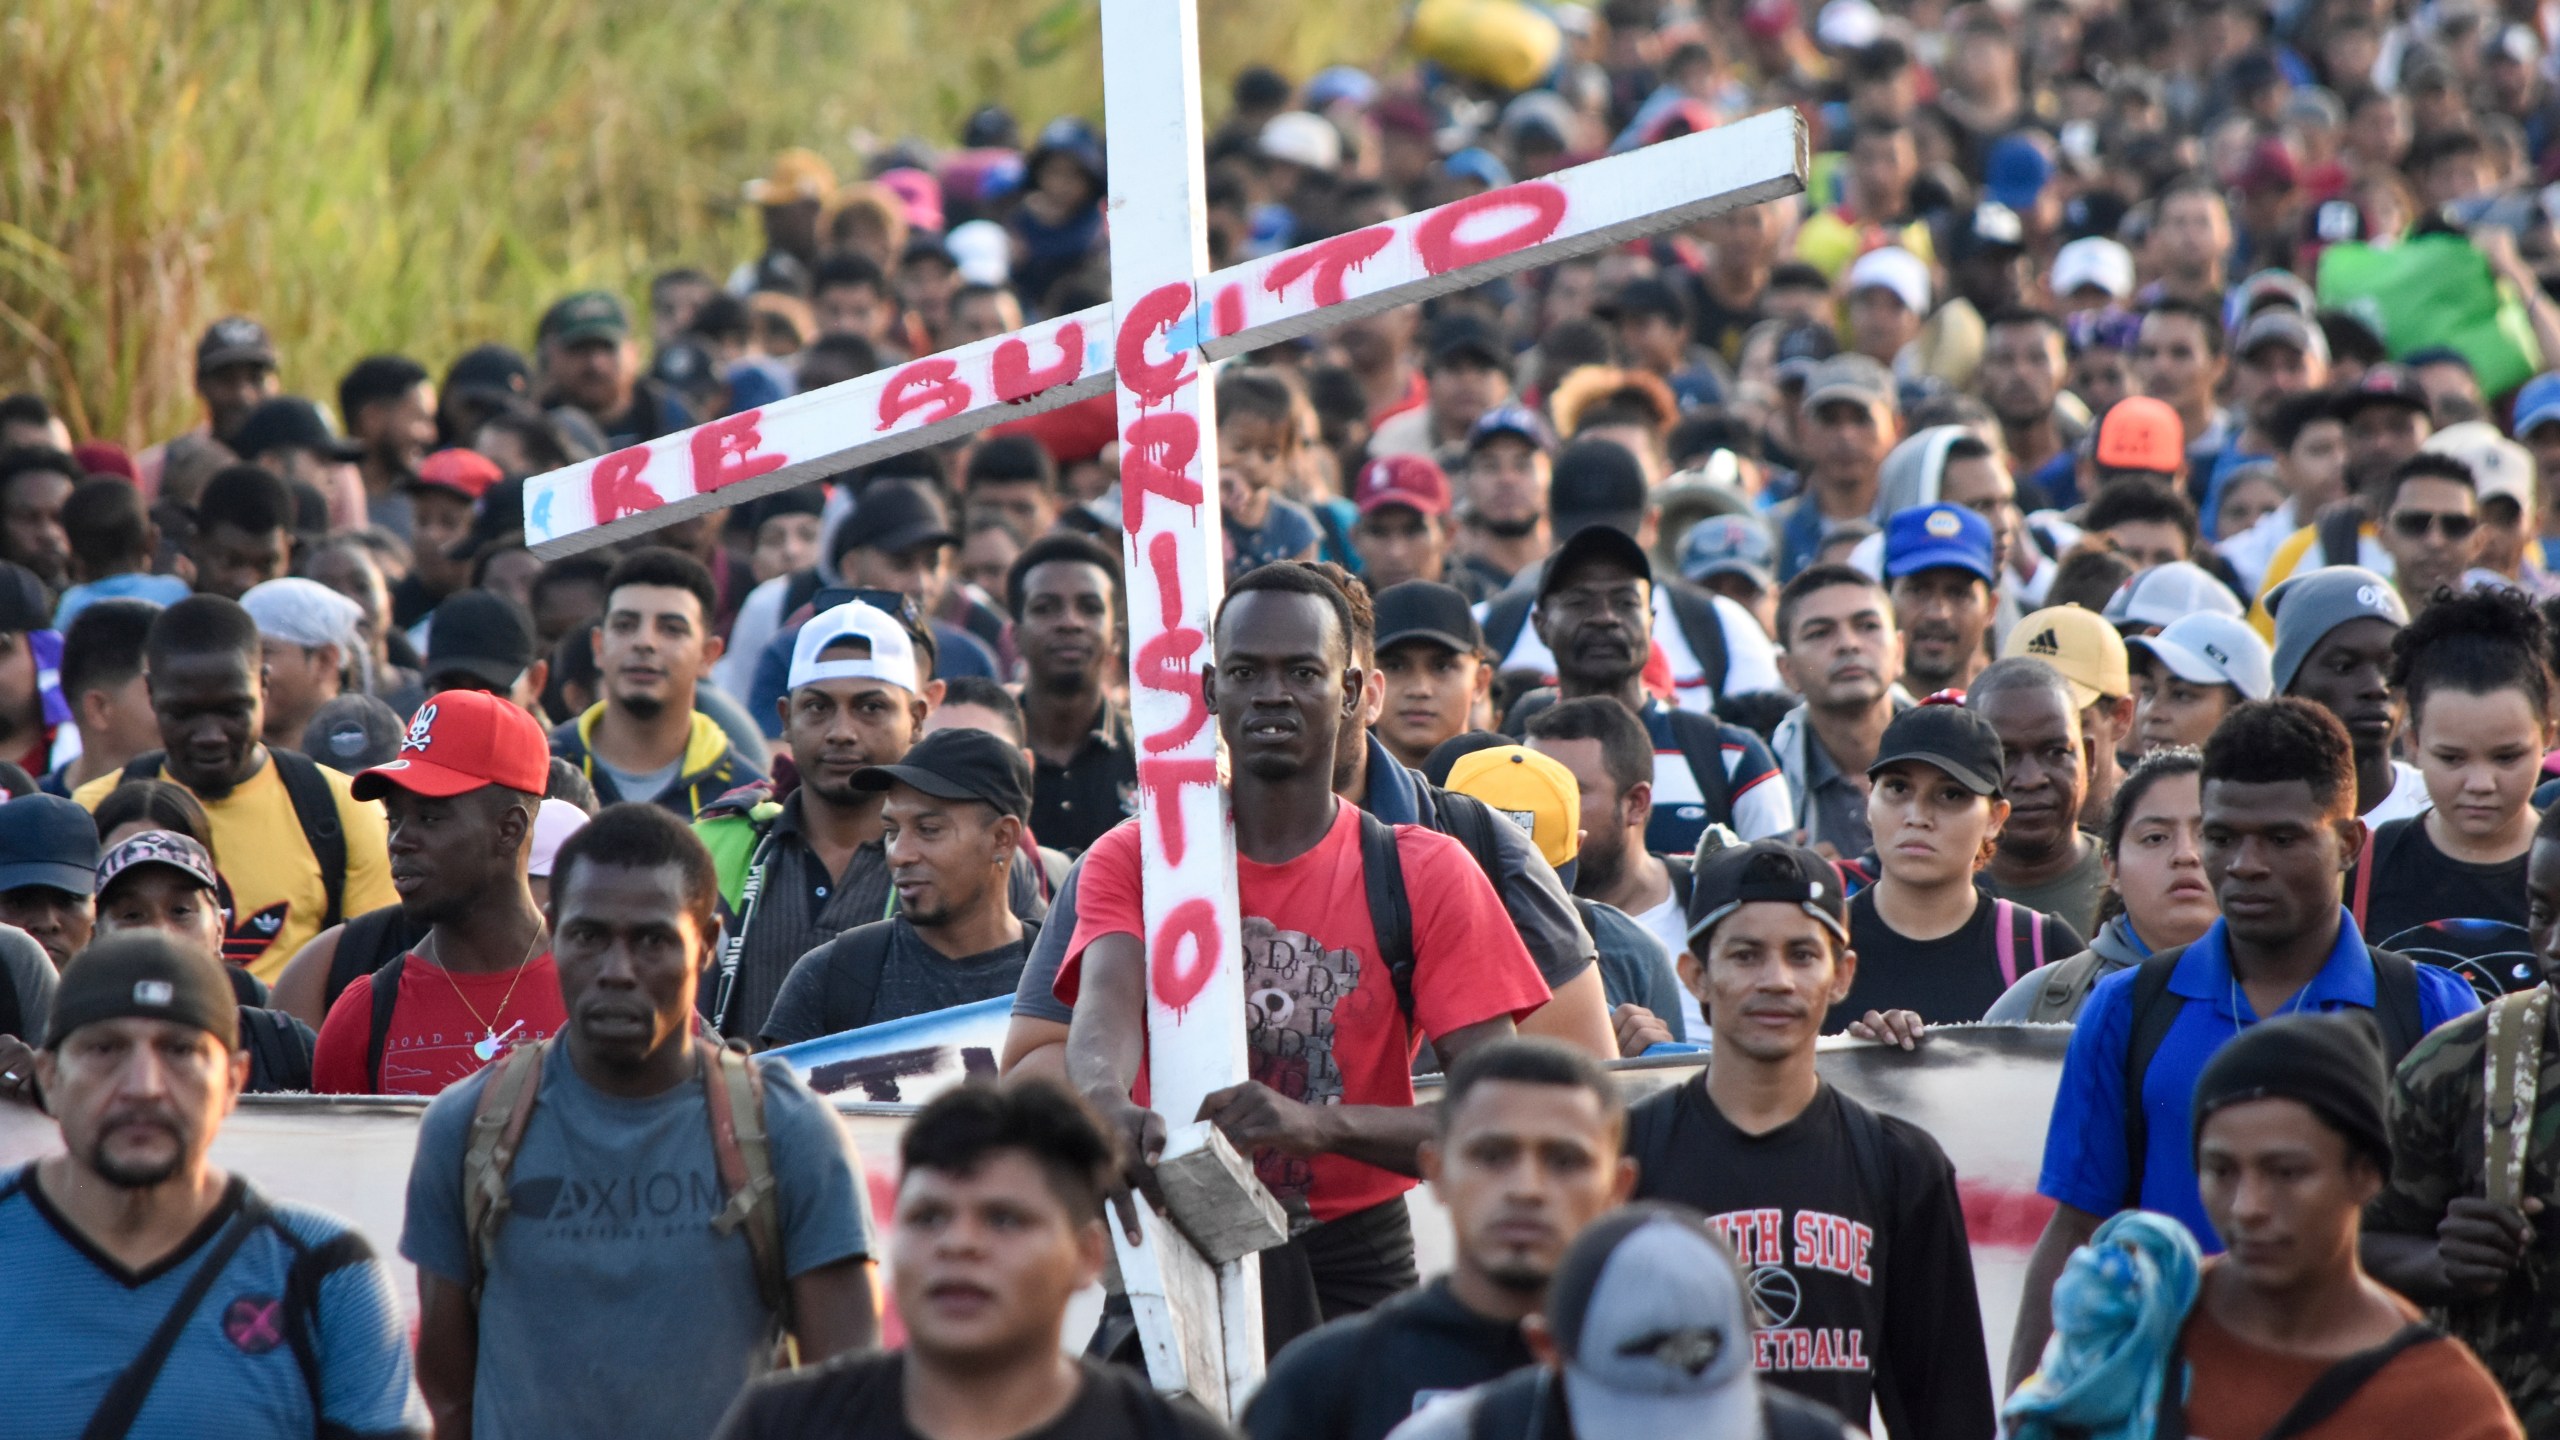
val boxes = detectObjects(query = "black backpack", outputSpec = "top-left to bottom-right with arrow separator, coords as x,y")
324,905 -> 433,1019
2117,943 -> 2424,1206
1480,580 -> 1732,704
120,749 -> 349,933
0,966 -> 20,1042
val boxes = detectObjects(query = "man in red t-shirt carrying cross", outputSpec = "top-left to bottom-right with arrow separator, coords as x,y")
311,688 -> 562,1095
1061,563 -> 1553,1355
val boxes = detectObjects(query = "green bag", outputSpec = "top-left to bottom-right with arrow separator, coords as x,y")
2316,234 -> 2544,397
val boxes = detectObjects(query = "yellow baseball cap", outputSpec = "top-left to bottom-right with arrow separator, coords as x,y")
1445,745 -> 1580,871
2001,605 -> 2130,709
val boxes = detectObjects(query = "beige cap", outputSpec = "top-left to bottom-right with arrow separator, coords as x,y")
2002,604 -> 2131,709
2422,420 -> 2536,513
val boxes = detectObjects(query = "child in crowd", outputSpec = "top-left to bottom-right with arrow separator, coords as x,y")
1215,369 -> 1321,579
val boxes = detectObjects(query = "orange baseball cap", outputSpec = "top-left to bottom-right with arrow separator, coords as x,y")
2092,396 -> 2187,475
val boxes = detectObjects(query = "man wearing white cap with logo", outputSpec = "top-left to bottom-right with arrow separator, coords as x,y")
2126,613 -> 2274,753
694,601 -> 1043,1043
2101,559 -> 2246,639
1845,247 -> 1929,369
2049,236 -> 2135,314
241,577 -> 363,755
1387,1204 -> 1859,1440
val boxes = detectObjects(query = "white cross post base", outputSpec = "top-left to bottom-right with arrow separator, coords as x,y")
516,7 -> 1805,1417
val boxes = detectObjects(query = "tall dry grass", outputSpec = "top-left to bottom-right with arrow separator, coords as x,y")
0,0 -> 1402,447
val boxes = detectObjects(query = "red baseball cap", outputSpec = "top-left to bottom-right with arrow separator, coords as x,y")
410,447 -> 503,501
353,690 -> 552,800
2092,395 -> 2187,475
1353,454 -> 1453,517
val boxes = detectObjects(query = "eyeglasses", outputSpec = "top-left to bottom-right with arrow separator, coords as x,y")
2387,510 -> 2479,541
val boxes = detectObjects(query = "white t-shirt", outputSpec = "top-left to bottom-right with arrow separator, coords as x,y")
1630,890 -> 1705,1040
2364,760 -> 2432,827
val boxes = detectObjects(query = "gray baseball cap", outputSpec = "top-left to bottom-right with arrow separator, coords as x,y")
2267,566 -> 2408,693
1545,1203 -> 1763,1438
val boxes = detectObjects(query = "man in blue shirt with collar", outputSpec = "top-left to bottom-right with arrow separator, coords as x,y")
2003,696 -> 2477,1393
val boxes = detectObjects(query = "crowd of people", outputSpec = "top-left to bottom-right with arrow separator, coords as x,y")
12,0 -> 2560,1433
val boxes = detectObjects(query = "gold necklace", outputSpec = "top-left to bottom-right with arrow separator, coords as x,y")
425,928 -> 546,1062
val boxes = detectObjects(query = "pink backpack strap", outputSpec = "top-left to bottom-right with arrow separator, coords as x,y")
2032,909 -> 2048,969
1995,899 -> 2021,988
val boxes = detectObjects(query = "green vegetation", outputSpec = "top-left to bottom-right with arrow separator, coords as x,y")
0,0 -> 1400,446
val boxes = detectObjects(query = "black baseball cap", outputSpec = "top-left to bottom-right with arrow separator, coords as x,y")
230,397 -> 364,464
1374,581 -> 1485,656
1540,523 -> 1654,600
196,317 -> 278,377
45,930 -> 237,1052
1549,439 -> 1649,540
538,290 -> 632,347
1426,312 -> 1510,372
852,725 -> 1032,821
1686,839 -> 1850,947
2330,364 -> 2430,423
849,481 -> 959,556
425,589 -> 539,690
0,561 -> 51,634
444,343 -> 534,400
1868,701 -> 2007,796
0,794 -> 100,896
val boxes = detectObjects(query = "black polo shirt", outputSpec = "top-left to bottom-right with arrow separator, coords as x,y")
1029,698 -> 1137,856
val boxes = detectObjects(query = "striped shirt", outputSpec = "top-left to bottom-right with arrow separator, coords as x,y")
1637,698 -> 1794,854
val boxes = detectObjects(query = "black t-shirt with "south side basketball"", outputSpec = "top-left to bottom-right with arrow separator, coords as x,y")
1625,1077 -> 1997,1440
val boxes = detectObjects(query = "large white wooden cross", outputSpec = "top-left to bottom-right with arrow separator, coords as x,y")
523,4 -> 1801,1411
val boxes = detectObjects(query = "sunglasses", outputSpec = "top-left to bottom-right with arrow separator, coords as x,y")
2387,509 -> 2478,541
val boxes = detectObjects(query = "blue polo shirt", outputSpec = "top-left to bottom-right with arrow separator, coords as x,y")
2037,910 -> 2478,1251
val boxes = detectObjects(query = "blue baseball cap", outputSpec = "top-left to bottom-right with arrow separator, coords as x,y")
1883,503 -> 1997,585
1467,402 -> 1555,455
2514,372 -> 2560,437
1984,133 -> 2052,213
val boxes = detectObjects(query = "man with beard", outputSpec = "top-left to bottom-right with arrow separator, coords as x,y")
1065,563 -> 1550,1353
1884,503 -> 1997,698
1969,658 -> 2109,936
1008,535 -> 1134,857
696,600 -> 1047,1043
309,691 -> 559,1096
547,547 -> 757,819
0,931 -> 427,1439
336,355 -> 436,540
758,727 -> 1036,1043
72,596 -> 397,982
535,291 -> 694,449
1453,406 -> 1554,592
1245,1041 -> 1635,1440
1526,527 -> 1792,854
1977,309 -> 2075,482
1527,697 -> 1699,1035
1769,566 -> 1913,859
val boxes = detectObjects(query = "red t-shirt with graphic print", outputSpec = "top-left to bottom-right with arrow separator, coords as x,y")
309,953 -> 566,1096
1057,800 -> 1549,1223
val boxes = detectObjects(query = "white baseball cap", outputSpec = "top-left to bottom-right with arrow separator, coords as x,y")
945,219 -> 1011,288
2128,612 -> 2275,699
789,601 -> 921,696
1260,111 -> 1342,173
2102,560 -> 2245,632
241,578 -> 363,651
2051,236 -> 2136,302
1846,246 -> 1931,316
527,798 -> 590,880
2424,420 -> 2537,513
